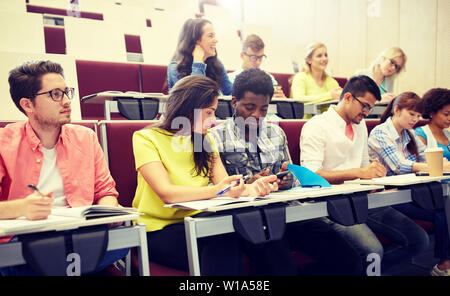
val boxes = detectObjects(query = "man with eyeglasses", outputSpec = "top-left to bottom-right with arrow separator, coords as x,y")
0,60 -> 128,276
299,75 -> 429,274
228,34 -> 286,98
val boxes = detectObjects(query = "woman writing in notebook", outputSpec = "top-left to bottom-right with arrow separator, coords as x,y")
167,18 -> 232,95
368,92 -> 450,276
132,75 -> 304,275
415,88 -> 450,161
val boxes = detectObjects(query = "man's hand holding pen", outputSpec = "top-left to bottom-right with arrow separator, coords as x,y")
24,185 -> 54,220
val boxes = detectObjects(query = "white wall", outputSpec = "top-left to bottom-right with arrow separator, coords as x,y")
0,52 -> 81,121
239,0 -> 450,95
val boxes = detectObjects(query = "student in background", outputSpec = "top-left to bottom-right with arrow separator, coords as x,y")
290,42 -> 342,104
167,18 -> 232,95
415,88 -> 450,161
354,47 -> 406,103
368,92 -> 450,276
300,75 -> 429,273
212,68 -> 365,276
227,34 -> 286,98
0,60 -> 128,275
132,75 -> 300,276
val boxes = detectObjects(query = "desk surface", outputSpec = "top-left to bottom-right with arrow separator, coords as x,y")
81,91 -> 168,104
202,183 -> 384,212
345,174 -> 449,186
0,213 -> 140,237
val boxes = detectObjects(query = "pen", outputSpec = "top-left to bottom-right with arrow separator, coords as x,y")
216,176 -> 249,196
28,184 -> 44,196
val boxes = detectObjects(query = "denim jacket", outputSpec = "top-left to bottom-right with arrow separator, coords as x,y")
167,60 -> 232,95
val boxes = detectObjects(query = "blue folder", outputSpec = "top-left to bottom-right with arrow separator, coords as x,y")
287,164 -> 331,188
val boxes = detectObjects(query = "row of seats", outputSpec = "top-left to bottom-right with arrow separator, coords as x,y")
75,60 -> 341,120
1,118 -> 433,275
7,4 -> 350,120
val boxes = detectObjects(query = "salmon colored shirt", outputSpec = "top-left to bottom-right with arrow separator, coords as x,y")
0,121 -> 118,214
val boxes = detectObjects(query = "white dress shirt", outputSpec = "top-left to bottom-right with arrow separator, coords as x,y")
300,105 -> 370,172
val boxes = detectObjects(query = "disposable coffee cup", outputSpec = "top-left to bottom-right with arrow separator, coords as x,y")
425,147 -> 444,177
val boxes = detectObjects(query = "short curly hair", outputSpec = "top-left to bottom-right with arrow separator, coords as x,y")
232,68 -> 274,101
422,88 -> 450,119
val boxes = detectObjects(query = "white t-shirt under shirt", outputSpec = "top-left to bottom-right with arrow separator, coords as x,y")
36,147 -> 67,207
300,105 -> 370,172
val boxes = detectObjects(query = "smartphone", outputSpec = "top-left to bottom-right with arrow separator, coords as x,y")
276,171 -> 290,179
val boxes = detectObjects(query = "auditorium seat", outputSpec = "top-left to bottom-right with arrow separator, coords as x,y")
335,77 -> 348,88
99,120 -> 189,276
44,26 -> 66,54
141,65 -> 168,94
271,72 -> 294,98
76,60 -> 141,119
124,34 -> 143,54
278,120 -> 307,165
26,4 -> 104,20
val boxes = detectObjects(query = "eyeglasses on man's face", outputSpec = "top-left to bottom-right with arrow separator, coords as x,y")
389,58 -> 401,72
243,52 -> 267,62
34,87 -> 75,102
352,95 -> 373,114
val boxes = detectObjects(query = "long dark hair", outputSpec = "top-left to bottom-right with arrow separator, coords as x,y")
380,92 -> 424,157
158,75 -> 219,177
172,18 -> 223,86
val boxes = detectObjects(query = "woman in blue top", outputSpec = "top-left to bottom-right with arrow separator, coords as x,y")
415,88 -> 450,161
167,18 -> 232,95
368,92 -> 450,276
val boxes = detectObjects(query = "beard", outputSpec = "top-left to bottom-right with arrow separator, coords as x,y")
34,112 -> 71,130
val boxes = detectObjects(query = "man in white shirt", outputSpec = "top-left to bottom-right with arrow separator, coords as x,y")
300,75 -> 429,274
228,34 -> 286,98
300,77 -> 386,182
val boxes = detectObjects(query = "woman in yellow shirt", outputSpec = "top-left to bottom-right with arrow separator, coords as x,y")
132,75 -> 299,275
290,42 -> 342,105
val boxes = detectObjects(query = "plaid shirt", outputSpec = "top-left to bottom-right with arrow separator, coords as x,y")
368,117 -> 426,176
210,118 -> 298,185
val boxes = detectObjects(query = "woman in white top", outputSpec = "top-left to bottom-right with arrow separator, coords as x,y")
354,47 -> 407,103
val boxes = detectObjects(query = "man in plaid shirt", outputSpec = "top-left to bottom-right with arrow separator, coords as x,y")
211,68 -> 297,190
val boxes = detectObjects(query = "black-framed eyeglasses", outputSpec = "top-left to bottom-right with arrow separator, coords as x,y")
34,87 -> 75,102
352,95 -> 373,114
389,58 -> 401,72
243,52 -> 267,62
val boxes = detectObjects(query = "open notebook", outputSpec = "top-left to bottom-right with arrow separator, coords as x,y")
0,206 -> 139,236
51,205 -> 138,219
164,187 -> 329,211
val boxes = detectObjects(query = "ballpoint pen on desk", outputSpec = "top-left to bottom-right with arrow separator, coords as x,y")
216,176 -> 250,196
